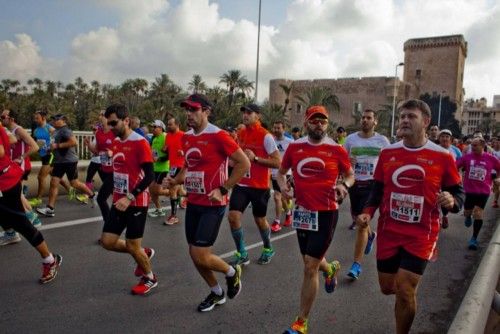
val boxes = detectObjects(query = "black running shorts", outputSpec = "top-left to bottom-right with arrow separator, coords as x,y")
185,203 -> 226,247
377,247 -> 428,276
103,206 -> 148,240
464,193 -> 490,210
51,162 -> 78,180
348,180 -> 374,216
229,185 -> 270,217
296,210 -> 338,260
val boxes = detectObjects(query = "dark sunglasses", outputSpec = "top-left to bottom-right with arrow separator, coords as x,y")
308,119 -> 328,125
0,115 -> 9,120
107,119 -> 120,127
185,106 -> 202,112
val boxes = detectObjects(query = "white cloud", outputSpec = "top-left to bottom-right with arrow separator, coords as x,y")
0,0 -> 499,103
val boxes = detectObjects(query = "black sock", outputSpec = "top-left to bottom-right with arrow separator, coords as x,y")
47,205 -> 54,210
472,219 -> 483,239
171,198 -> 178,216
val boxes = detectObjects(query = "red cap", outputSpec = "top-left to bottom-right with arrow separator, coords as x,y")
305,105 -> 328,120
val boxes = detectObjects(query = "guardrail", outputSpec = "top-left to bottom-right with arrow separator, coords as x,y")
448,222 -> 500,333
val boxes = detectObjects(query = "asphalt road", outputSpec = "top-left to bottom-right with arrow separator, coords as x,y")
0,194 -> 498,334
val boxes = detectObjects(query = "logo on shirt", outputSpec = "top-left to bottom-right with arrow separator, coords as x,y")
297,157 -> 325,178
185,147 -> 202,167
392,164 -> 425,188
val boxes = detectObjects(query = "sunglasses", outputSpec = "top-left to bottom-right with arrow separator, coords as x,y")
107,119 -> 120,127
0,115 -> 9,120
308,119 -> 328,125
185,106 -> 202,112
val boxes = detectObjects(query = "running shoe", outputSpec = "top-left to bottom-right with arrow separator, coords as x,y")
283,212 -> 292,227
271,220 -> 282,233
164,215 -> 179,225
225,265 -> 242,299
148,209 -> 162,218
37,206 -> 55,217
197,291 -> 226,312
26,211 -> 42,228
180,197 -> 188,209
131,275 -> 158,295
134,247 -> 155,277
39,254 -> 62,284
364,231 -> 377,255
468,238 -> 478,250
441,216 -> 449,229
324,260 -> 340,292
464,216 -> 473,228
76,194 -> 89,204
347,262 -> 361,280
348,222 -> 357,230
68,187 -> 76,201
28,197 -> 42,207
229,251 -> 250,266
493,201 -> 499,208
283,317 -> 308,334
0,231 -> 22,246
257,247 -> 275,265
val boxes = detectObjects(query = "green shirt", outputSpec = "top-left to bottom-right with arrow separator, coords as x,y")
151,133 -> 170,172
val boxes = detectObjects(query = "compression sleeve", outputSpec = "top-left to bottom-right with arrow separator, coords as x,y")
131,162 -> 154,197
442,183 -> 465,213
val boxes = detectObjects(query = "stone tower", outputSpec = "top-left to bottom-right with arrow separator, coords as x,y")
403,35 -> 467,113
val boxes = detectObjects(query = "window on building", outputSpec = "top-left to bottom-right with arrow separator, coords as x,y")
416,69 -> 421,79
296,103 -> 302,114
353,102 -> 362,114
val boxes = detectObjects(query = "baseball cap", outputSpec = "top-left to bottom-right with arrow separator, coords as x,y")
180,94 -> 213,110
305,106 -> 328,121
150,120 -> 166,131
439,129 -> 452,137
51,113 -> 66,121
240,103 -> 261,114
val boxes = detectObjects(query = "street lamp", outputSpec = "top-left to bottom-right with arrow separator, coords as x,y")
391,62 -> 404,139
254,0 -> 262,101
437,90 -> 446,127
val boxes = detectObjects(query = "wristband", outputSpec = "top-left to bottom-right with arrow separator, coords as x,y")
219,186 -> 229,195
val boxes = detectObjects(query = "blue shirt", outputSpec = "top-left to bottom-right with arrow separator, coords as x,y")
33,124 -> 53,157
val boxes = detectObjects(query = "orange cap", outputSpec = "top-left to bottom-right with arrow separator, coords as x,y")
305,105 -> 328,120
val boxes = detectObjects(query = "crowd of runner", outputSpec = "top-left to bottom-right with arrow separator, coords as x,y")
1,96 -> 499,334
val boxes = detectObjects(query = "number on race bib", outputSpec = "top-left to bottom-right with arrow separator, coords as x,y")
292,206 -> 319,231
185,171 -> 206,194
390,192 -> 423,223
114,172 -> 129,194
468,166 -> 486,181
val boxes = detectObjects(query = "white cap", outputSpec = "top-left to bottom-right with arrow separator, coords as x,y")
150,120 -> 165,131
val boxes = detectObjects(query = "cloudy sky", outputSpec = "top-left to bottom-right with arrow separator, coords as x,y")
1,0 -> 499,104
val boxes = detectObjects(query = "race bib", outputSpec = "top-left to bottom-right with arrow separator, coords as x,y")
390,192 -> 424,223
99,151 -> 112,167
113,172 -> 129,194
354,159 -> 375,177
468,166 -> 486,181
185,171 -> 206,194
152,149 -> 159,160
292,206 -> 319,231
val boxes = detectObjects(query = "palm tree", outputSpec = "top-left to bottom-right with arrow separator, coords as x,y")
188,74 -> 207,94
260,102 -> 287,129
295,87 -> 340,113
219,70 -> 254,106
279,83 -> 293,114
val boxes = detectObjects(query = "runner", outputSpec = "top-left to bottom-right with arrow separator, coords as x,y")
228,103 -> 281,266
148,120 -> 170,218
428,125 -> 440,144
456,135 -> 500,250
438,129 -> 462,229
0,122 -> 62,283
165,94 -> 249,311
100,104 -> 157,295
29,110 -> 73,206
163,116 -> 185,225
356,99 -> 464,334
343,109 -> 389,280
278,105 -> 354,334
492,137 -> 500,208
36,114 -> 95,217
270,120 -> 294,233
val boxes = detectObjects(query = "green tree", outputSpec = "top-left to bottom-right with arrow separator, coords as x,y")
188,74 -> 207,94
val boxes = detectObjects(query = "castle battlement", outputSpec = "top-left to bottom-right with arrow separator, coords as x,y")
404,35 -> 467,56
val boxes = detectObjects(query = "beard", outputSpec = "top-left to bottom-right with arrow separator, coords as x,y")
308,128 -> 326,141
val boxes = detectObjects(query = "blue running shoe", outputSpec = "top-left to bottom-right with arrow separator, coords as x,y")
464,216 -> 472,228
364,231 -> 377,255
347,262 -> 361,280
324,260 -> 340,293
468,238 -> 478,250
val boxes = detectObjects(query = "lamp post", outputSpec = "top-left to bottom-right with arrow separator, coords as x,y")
254,0 -> 262,102
437,90 -> 445,127
391,62 -> 404,139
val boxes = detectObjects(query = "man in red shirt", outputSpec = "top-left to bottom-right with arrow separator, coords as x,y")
166,94 -> 250,312
357,99 -> 464,334
163,116 -> 185,225
228,104 -> 281,266
278,105 -> 354,334
100,104 -> 157,295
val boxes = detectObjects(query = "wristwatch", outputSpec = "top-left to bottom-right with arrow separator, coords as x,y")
254,156 -> 259,163
341,181 -> 351,189
126,193 -> 135,201
219,186 -> 229,195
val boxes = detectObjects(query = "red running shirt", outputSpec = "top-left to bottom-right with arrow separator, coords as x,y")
183,123 -> 239,206
0,125 -> 22,191
111,131 -> 153,207
365,141 -> 462,260
95,128 -> 116,173
10,126 -> 31,172
281,136 -> 351,211
165,130 -> 185,168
